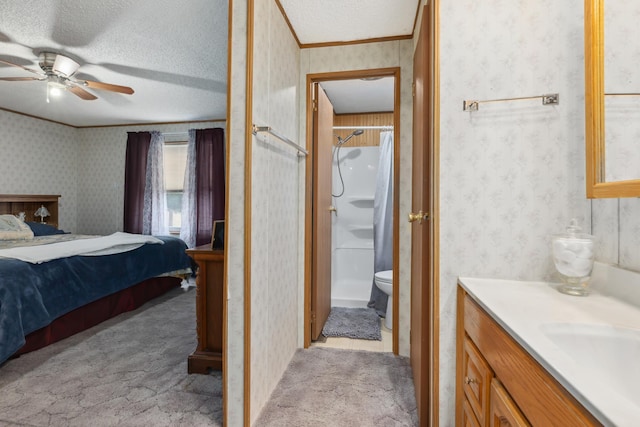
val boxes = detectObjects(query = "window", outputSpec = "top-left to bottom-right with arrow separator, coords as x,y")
163,142 -> 188,234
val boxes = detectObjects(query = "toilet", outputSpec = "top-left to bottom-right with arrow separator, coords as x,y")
374,270 -> 393,330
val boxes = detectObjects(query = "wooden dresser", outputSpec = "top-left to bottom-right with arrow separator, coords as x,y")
185,245 -> 224,374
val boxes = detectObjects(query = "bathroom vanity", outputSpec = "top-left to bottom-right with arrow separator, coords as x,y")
456,263 -> 640,426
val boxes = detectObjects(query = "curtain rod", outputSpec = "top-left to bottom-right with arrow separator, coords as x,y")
162,131 -> 189,137
332,126 -> 393,130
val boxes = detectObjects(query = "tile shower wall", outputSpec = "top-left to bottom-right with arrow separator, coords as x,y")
75,121 -> 222,235
249,0 -> 300,422
300,40 -> 414,356
439,1 -> 587,424
0,110 -> 78,232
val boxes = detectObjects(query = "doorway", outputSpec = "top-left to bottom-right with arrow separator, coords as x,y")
304,68 -> 400,355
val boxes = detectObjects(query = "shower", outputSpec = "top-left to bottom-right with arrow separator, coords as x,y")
329,129 -> 393,311
337,129 -> 364,146
332,129 -> 364,197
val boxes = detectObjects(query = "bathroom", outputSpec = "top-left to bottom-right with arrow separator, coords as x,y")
316,76 -> 396,349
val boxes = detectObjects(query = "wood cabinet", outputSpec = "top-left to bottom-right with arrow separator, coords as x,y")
462,336 -> 493,426
186,246 -> 224,374
0,194 -> 60,228
490,379 -> 529,427
456,286 -> 602,427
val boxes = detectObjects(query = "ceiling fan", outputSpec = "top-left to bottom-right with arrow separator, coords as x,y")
0,51 -> 134,101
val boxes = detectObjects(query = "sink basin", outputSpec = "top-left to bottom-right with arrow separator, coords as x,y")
540,323 -> 640,398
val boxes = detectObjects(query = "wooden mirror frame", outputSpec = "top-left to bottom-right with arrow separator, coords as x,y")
585,0 -> 640,198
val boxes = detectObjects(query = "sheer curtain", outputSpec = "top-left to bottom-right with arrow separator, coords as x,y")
123,132 -> 151,233
180,128 -> 225,248
180,130 -> 197,247
368,131 -> 394,316
142,131 -> 168,235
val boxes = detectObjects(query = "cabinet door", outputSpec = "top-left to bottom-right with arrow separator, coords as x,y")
462,398 -> 482,427
463,336 -> 493,425
490,379 -> 530,427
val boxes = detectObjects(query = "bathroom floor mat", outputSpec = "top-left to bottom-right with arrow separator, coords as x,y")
321,307 -> 381,340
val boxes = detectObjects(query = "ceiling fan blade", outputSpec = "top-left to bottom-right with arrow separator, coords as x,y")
81,79 -> 134,95
0,76 -> 42,81
0,59 -> 43,76
68,85 -> 98,101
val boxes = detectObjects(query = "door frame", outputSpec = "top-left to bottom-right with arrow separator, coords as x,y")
304,67 -> 401,355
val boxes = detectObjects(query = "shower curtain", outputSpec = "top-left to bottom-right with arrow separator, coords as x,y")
368,131 -> 393,316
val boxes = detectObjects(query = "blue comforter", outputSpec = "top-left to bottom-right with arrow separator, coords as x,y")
0,235 -> 191,366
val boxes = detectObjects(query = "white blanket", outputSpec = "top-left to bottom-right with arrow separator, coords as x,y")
0,232 -> 164,264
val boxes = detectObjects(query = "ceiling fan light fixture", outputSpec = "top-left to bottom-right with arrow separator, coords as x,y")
48,83 -> 63,97
2,51 -> 132,103
47,77 -> 67,98
52,54 -> 79,77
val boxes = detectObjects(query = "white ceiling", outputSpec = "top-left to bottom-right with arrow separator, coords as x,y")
0,1 -> 417,127
278,0 -> 418,46
321,77 -> 395,114
0,0 -> 228,127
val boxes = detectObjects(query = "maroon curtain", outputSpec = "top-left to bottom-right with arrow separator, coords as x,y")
123,132 -> 151,233
194,128 -> 225,246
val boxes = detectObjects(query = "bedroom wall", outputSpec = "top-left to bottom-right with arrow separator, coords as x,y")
438,1 -> 587,424
249,0 -> 301,422
75,120 -> 224,235
299,40 -> 414,356
0,109 -> 79,232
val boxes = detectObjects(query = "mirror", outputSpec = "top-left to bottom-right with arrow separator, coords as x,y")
585,0 -> 640,197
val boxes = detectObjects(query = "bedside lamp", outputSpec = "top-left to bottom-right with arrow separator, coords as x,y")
34,205 -> 50,223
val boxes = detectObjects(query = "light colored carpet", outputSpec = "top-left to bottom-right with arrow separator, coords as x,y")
322,307 -> 382,340
254,347 -> 418,426
0,288 -> 222,427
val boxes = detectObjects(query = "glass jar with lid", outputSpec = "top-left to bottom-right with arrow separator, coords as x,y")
551,219 -> 596,296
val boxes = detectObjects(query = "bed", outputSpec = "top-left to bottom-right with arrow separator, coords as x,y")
0,195 -> 193,366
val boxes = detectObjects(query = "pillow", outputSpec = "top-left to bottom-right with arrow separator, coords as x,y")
0,215 -> 34,240
26,221 -> 67,236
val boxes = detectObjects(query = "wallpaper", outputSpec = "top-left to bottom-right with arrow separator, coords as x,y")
75,121 -> 222,235
225,0 -> 249,424
249,0 -> 300,422
439,0 -> 588,424
0,110 -> 78,232
0,108 -> 220,235
592,198 -> 640,272
300,39 -> 415,357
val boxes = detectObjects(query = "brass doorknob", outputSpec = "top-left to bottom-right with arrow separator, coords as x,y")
408,210 -> 429,224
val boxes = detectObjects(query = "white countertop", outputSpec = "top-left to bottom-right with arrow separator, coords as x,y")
459,267 -> 640,427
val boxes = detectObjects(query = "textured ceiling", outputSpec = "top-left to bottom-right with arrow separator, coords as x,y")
0,0 -> 227,127
278,0 -> 418,45
0,1 -> 417,127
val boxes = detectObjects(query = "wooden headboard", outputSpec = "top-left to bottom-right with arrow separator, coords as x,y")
0,194 -> 60,228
